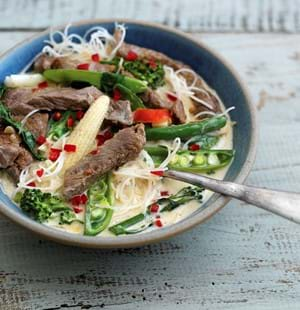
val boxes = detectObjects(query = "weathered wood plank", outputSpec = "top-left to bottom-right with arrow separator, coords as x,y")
0,32 -> 300,309
0,0 -> 300,33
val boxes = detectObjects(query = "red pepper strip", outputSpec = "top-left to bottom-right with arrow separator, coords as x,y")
133,108 -> 171,124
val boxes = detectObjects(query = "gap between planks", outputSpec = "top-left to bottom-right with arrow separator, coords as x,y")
0,0 -> 300,33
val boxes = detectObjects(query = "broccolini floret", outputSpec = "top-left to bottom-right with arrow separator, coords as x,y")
19,189 -> 73,222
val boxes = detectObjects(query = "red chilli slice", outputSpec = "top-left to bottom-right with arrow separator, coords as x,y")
151,170 -> 164,177
167,92 -> 178,102
49,148 -> 61,161
64,144 -> 76,153
91,53 -> 100,62
76,63 -> 90,70
113,88 -> 122,101
125,50 -> 138,61
80,194 -> 88,205
67,116 -> 74,128
36,169 -> 44,178
27,181 -> 36,187
150,203 -> 159,213
155,219 -> 163,227
70,195 -> 81,206
76,110 -> 85,120
36,135 -> 46,145
52,112 -> 62,121
160,191 -> 169,196
38,81 -> 48,89
189,144 -> 200,151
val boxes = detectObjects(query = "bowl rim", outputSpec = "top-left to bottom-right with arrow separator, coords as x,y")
0,19 -> 257,248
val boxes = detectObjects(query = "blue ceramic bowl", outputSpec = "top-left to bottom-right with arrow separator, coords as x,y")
0,20 -> 257,248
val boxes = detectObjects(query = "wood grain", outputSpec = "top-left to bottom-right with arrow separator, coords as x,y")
0,0 -> 300,33
0,30 -> 299,309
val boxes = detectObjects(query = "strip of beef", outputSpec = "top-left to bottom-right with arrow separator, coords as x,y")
3,86 -> 102,115
106,100 -> 133,125
63,124 -> 146,199
34,54 -> 115,73
0,130 -> 33,182
140,88 -> 186,123
4,86 -> 133,126
13,113 -> 49,138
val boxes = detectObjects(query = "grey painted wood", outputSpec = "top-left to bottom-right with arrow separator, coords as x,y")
0,0 -> 300,33
0,30 -> 299,309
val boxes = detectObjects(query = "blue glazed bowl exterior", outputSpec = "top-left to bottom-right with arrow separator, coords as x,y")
0,20 -> 257,248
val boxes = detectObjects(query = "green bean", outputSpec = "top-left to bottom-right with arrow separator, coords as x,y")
145,116 -> 227,140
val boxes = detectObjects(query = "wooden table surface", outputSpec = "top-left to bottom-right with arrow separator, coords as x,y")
1,1 -> 300,309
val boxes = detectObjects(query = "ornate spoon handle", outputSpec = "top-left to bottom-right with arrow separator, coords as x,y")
164,170 -> 300,224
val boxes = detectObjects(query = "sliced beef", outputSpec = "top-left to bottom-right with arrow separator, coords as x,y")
3,86 -> 102,114
14,113 -> 49,138
106,100 -> 133,125
187,79 -> 221,116
34,54 -> 115,73
63,124 -> 146,199
140,88 -> 186,123
0,131 -> 33,182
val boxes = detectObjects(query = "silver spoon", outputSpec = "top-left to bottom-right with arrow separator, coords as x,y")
164,170 -> 300,224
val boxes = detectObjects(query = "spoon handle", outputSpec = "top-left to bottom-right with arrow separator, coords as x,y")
164,170 -> 300,224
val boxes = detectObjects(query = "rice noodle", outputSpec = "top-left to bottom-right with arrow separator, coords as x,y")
163,65 -> 229,112
16,133 -> 69,192
20,109 -> 40,127
194,106 -> 235,119
42,23 -> 126,61
112,138 -> 182,212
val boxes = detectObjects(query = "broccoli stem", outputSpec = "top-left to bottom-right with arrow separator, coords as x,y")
47,111 -> 73,141
43,69 -> 147,94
